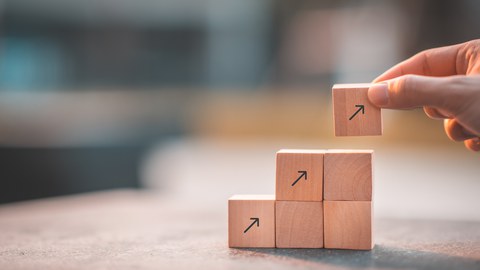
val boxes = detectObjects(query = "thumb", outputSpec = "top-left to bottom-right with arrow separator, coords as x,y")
368,75 -> 460,111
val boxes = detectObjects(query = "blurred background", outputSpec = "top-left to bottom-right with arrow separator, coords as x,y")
0,0 -> 479,220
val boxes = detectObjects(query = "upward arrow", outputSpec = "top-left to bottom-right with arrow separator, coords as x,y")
243,218 -> 259,233
349,105 -> 365,120
291,171 -> 307,186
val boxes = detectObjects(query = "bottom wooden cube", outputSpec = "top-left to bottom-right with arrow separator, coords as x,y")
276,201 -> 324,248
228,195 -> 275,248
324,201 -> 374,250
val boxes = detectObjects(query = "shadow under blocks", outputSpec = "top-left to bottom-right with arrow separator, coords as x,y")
228,149 -> 374,250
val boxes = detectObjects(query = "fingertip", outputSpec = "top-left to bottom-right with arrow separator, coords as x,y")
464,138 -> 480,152
444,119 -> 478,142
368,83 -> 389,107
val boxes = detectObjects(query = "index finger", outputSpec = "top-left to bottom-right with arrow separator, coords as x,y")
373,42 -> 465,82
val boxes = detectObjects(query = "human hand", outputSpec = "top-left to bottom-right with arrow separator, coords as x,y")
368,40 -> 480,152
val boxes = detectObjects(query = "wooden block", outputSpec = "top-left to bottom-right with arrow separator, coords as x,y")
332,83 -> 382,136
324,201 -> 374,250
228,195 -> 275,248
324,149 -> 373,201
276,201 -> 324,248
275,149 -> 325,202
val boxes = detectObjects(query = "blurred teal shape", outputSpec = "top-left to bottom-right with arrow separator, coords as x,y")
0,38 -> 67,91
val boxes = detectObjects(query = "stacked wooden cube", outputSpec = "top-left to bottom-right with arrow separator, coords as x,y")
228,149 -> 374,250
332,83 -> 383,136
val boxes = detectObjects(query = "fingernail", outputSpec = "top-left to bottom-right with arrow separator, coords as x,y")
368,83 -> 389,106
466,137 -> 480,152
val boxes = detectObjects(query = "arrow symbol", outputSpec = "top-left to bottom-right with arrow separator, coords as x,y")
243,217 -> 259,233
291,171 -> 307,187
349,105 -> 365,120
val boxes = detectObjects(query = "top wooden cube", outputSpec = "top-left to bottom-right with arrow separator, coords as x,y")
275,149 -> 325,202
332,83 -> 382,136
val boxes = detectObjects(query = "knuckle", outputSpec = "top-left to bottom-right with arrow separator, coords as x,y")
458,41 -> 480,74
464,39 -> 480,50
396,75 -> 417,101
441,76 -> 475,111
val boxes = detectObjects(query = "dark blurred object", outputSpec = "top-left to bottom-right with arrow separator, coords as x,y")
0,90 -> 186,203
0,146 -> 145,204
401,0 -> 480,55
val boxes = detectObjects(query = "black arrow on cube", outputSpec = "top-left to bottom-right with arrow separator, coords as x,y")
349,104 -> 365,120
291,171 -> 307,187
243,217 -> 260,233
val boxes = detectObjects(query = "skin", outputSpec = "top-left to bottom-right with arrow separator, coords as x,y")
368,39 -> 480,152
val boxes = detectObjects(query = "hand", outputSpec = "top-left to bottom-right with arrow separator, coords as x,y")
368,40 -> 480,152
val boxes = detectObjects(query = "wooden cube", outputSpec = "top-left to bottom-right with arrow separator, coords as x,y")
324,201 -> 374,250
276,201 -> 324,248
324,149 -> 373,201
275,149 -> 325,202
228,195 -> 275,248
332,83 -> 382,136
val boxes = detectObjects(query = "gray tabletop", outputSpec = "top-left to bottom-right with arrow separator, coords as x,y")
0,189 -> 479,270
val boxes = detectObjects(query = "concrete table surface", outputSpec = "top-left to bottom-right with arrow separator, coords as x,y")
0,189 -> 479,270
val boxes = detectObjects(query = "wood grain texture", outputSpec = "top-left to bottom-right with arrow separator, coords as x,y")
228,194 -> 275,248
275,149 -> 325,202
332,83 -> 382,136
324,201 -> 374,250
324,149 -> 373,201
275,201 -> 324,248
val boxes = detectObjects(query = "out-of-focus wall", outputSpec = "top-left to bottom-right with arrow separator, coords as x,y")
3,0 -> 480,91
0,0 -> 479,203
